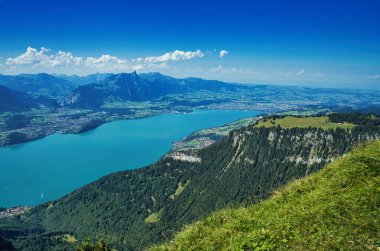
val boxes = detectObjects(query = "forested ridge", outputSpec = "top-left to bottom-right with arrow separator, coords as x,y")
1,113 -> 379,250
153,140 -> 380,250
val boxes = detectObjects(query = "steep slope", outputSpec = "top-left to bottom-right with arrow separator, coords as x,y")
153,140 -> 380,251
0,236 -> 16,251
0,73 -> 75,100
0,85 -> 38,112
2,114 -> 379,250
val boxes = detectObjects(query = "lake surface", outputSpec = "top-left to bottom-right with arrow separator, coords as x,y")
0,110 -> 260,207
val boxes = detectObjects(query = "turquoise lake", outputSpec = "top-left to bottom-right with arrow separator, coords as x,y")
0,110 -> 260,207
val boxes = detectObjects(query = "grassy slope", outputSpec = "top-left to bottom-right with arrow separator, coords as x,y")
152,140 -> 380,251
255,116 -> 355,130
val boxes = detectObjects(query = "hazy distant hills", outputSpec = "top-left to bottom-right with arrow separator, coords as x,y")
0,71 -> 380,113
65,72 -> 239,108
0,83 -> 61,113
0,73 -> 75,100
0,72 -> 241,111
53,73 -> 112,87
0,85 -> 40,112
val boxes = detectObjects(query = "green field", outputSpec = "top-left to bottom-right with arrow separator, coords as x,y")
170,181 -> 190,200
255,116 -> 356,130
152,140 -> 380,250
144,209 -> 164,223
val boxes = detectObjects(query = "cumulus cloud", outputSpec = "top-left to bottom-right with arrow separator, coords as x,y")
85,54 -> 127,68
368,74 -> 380,79
4,47 -> 205,73
219,50 -> 229,58
6,47 -> 49,66
143,50 -> 204,63
52,51 -> 83,66
6,47 -> 84,67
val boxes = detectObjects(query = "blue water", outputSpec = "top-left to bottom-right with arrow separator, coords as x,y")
0,110 -> 260,207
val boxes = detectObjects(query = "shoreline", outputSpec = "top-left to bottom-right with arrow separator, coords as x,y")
0,109 -> 261,208
0,107 -> 263,148
0,108 -> 194,147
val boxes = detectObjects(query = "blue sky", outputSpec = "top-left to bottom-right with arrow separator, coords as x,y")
0,0 -> 379,89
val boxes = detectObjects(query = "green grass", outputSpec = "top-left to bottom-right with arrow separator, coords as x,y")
255,116 -> 355,130
152,140 -> 380,250
170,181 -> 190,200
61,234 -> 77,243
278,109 -> 330,116
145,209 -> 164,223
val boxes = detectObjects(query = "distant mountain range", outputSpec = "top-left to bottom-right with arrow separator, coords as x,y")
1,72 -> 380,113
0,72 -> 241,111
0,84 -> 60,113
53,73 -> 113,87
0,73 -> 75,100
0,85 -> 38,112
65,72 -> 239,108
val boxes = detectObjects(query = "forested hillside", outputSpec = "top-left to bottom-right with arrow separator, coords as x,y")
152,140 -> 380,250
1,114 -> 379,250
0,235 -> 16,251
0,73 -> 75,100
0,85 -> 38,112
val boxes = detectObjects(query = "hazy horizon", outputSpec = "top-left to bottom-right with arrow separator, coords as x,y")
1,70 -> 379,91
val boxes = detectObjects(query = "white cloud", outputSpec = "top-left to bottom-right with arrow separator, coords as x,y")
51,51 -> 83,66
6,47 -> 83,67
85,54 -> 127,68
210,65 -> 256,74
3,47 -> 205,73
210,65 -> 223,72
272,69 -> 304,76
219,50 -> 229,58
6,47 -> 50,66
296,69 -> 305,76
143,50 -> 204,63
368,74 -> 380,79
